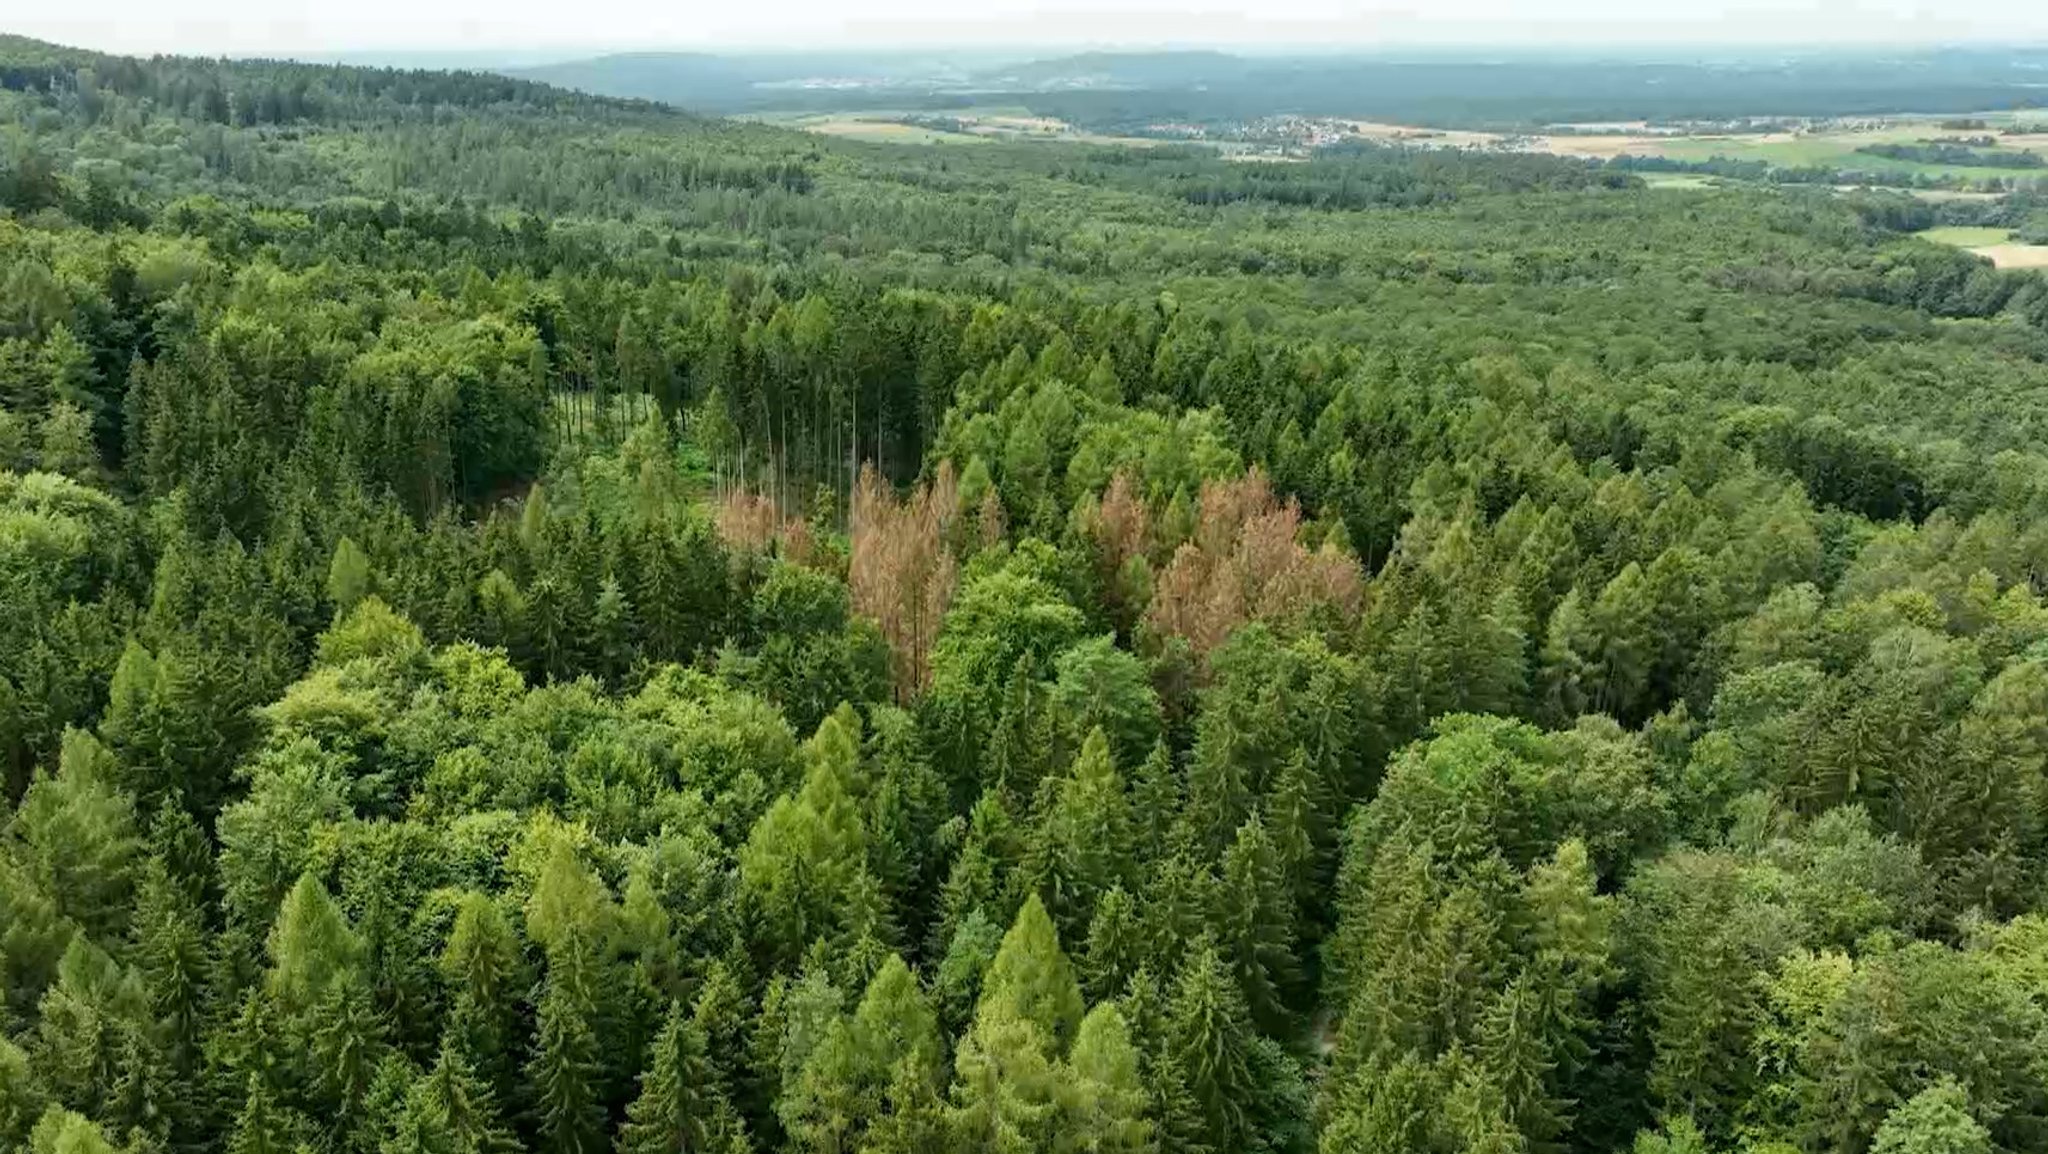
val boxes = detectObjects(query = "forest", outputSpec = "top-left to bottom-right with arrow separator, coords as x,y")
7,30 -> 2048,1154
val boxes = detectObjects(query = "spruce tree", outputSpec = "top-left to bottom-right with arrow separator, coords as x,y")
526,968 -> 606,1154
1080,886 -> 1143,1004
0,1036 -> 51,1148
412,1042 -> 520,1154
439,892 -> 530,1104
1024,727 -> 1131,942
618,1001 -> 720,1154
1166,944 -> 1255,1153
1214,811 -> 1299,1035
225,1076 -> 308,1154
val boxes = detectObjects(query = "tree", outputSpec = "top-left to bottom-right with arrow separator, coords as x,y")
225,1076 -> 311,1154
1792,942 -> 2043,1154
1143,468 -> 1362,661
1048,638 -> 1162,771
1870,1081 -> 1992,1154
945,1007 -> 1066,1154
738,707 -> 872,972
1167,945 -> 1256,1153
977,894 -> 1086,1056
1025,728 -> 1131,941
266,873 -> 363,1015
404,1041 -> 520,1154
10,730 -> 141,943
850,463 -> 959,700
781,955 -> 942,1154
1319,1051 -> 1444,1154
527,970 -> 607,1154
1064,1004 -> 1153,1154
1477,976 -> 1569,1150
37,401 -> 97,480
28,1108 -> 120,1154
327,537 -> 374,618
440,892 -> 531,1102
254,870 -> 388,1118
620,1000 -> 736,1154
0,1038 -> 50,1148
1629,1116 -> 1714,1154
1080,887 -> 1144,1004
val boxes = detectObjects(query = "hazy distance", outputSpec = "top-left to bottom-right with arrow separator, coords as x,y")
9,0 -> 2045,61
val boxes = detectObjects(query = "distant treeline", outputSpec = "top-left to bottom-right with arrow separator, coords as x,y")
1858,141 -> 2047,169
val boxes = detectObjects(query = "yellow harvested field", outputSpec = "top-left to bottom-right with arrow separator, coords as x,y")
1917,227 -> 2048,268
1972,244 -> 2048,269
800,116 -> 985,144
1641,173 -> 1717,189
1895,188 -> 2006,203
968,114 -> 1067,134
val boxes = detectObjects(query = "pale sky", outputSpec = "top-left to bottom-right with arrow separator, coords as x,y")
7,0 -> 2044,58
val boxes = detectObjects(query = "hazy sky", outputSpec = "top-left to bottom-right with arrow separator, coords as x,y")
9,0 -> 2044,58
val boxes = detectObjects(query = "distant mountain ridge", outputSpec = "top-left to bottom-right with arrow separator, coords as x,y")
970,49 -> 1255,89
501,44 -> 2048,127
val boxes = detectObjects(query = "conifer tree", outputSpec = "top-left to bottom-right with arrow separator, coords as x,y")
932,791 -> 1024,961
1065,1004 -> 1154,1154
977,894 -> 1086,1056
11,729 -> 142,943
1215,812 -> 1299,1036
1080,886 -> 1144,1004
1025,727 -> 1131,941
620,999 -> 741,1154
440,892 -> 531,1104
527,970 -> 606,1154
1167,944 -> 1256,1153
225,1076 -> 308,1154
1126,741 -> 1182,869
409,1041 -> 521,1154
0,1037 -> 49,1148
326,537 -> 373,618
945,1008 -> 1064,1154
690,960 -> 755,1118
33,936 -> 145,1120
1477,976 -> 1568,1151
28,1107 -> 120,1154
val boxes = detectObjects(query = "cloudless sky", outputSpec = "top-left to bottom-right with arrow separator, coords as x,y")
9,0 -> 2045,59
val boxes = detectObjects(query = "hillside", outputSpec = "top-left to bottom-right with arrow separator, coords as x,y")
5,32 -> 2048,1154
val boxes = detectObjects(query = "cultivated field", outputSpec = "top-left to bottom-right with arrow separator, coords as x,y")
763,104 -> 2048,194
1973,245 -> 2048,269
754,108 -> 1164,148
1334,112 -> 2048,187
1918,226 -> 2048,269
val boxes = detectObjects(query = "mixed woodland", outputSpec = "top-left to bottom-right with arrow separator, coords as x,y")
8,32 -> 2048,1154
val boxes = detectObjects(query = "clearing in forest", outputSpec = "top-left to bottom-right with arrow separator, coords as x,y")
1917,226 -> 2048,269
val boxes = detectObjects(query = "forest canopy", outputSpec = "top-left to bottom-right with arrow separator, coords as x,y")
4,32 -> 2048,1154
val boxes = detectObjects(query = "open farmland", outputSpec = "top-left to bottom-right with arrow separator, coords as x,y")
1917,225 -> 2048,268
755,106 -> 1168,147
760,103 -> 2048,191
1523,116 -> 2048,185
